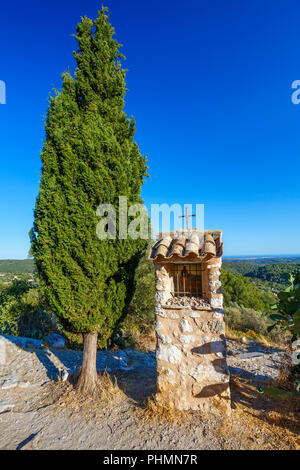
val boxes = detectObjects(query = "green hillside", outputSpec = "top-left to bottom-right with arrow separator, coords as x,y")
223,260 -> 300,286
0,259 -> 35,273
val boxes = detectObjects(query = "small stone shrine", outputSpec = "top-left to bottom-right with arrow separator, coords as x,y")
149,228 -> 231,414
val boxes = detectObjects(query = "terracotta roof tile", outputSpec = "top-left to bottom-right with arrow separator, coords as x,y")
149,229 -> 222,262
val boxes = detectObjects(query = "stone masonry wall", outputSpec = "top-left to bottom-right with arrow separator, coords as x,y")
154,260 -> 231,415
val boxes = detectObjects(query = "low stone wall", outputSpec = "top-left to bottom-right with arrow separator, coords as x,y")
154,262 -> 231,415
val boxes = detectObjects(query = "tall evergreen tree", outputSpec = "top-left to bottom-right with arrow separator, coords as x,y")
31,7 -> 148,394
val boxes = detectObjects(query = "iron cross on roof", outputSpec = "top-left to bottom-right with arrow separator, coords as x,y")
179,207 -> 196,230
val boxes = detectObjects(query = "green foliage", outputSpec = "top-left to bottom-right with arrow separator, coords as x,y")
221,270 -> 276,312
0,259 -> 35,274
257,385 -> 300,400
223,260 -> 300,286
224,303 -> 276,337
258,273 -> 300,402
245,264 -> 300,286
223,262 -> 258,276
0,280 -> 59,338
268,273 -> 300,338
31,8 -> 148,348
0,296 -> 19,335
0,280 -> 32,335
123,242 -> 155,331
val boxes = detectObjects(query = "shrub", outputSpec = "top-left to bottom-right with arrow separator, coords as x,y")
268,273 -> 300,339
0,280 -> 60,339
224,302 -> 289,343
121,243 -> 155,332
224,303 -> 270,335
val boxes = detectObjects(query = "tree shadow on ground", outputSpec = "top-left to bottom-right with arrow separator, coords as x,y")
230,370 -> 300,436
111,367 -> 157,406
16,432 -> 39,450
1,336 -> 62,383
31,348 -> 61,382
5,335 -> 297,437
9,338 -> 157,406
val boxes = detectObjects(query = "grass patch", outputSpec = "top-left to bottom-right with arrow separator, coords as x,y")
225,325 -> 287,348
33,370 -> 126,421
139,396 -> 194,425
220,375 -> 300,450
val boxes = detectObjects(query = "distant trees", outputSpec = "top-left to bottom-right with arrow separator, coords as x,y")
223,261 -> 300,286
0,259 -> 35,274
221,270 -> 276,312
245,264 -> 300,285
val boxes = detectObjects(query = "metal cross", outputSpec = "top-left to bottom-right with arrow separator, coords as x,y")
179,207 -> 196,230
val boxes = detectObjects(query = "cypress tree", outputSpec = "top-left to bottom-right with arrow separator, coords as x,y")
31,7 -> 148,395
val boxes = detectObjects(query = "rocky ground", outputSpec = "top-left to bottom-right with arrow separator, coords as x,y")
0,335 -> 299,450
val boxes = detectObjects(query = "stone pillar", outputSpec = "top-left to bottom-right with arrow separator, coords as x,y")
154,262 -> 231,415
207,257 -> 223,311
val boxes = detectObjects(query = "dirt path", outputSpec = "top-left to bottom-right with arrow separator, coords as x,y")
0,336 -> 299,450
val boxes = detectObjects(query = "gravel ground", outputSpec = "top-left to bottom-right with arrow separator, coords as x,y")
0,335 -> 297,450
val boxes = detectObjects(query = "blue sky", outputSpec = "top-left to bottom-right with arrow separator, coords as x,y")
0,0 -> 300,258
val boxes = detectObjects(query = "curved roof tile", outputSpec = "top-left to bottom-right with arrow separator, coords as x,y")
149,230 -> 222,262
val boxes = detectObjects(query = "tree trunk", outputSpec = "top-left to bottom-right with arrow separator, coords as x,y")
76,332 -> 99,395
